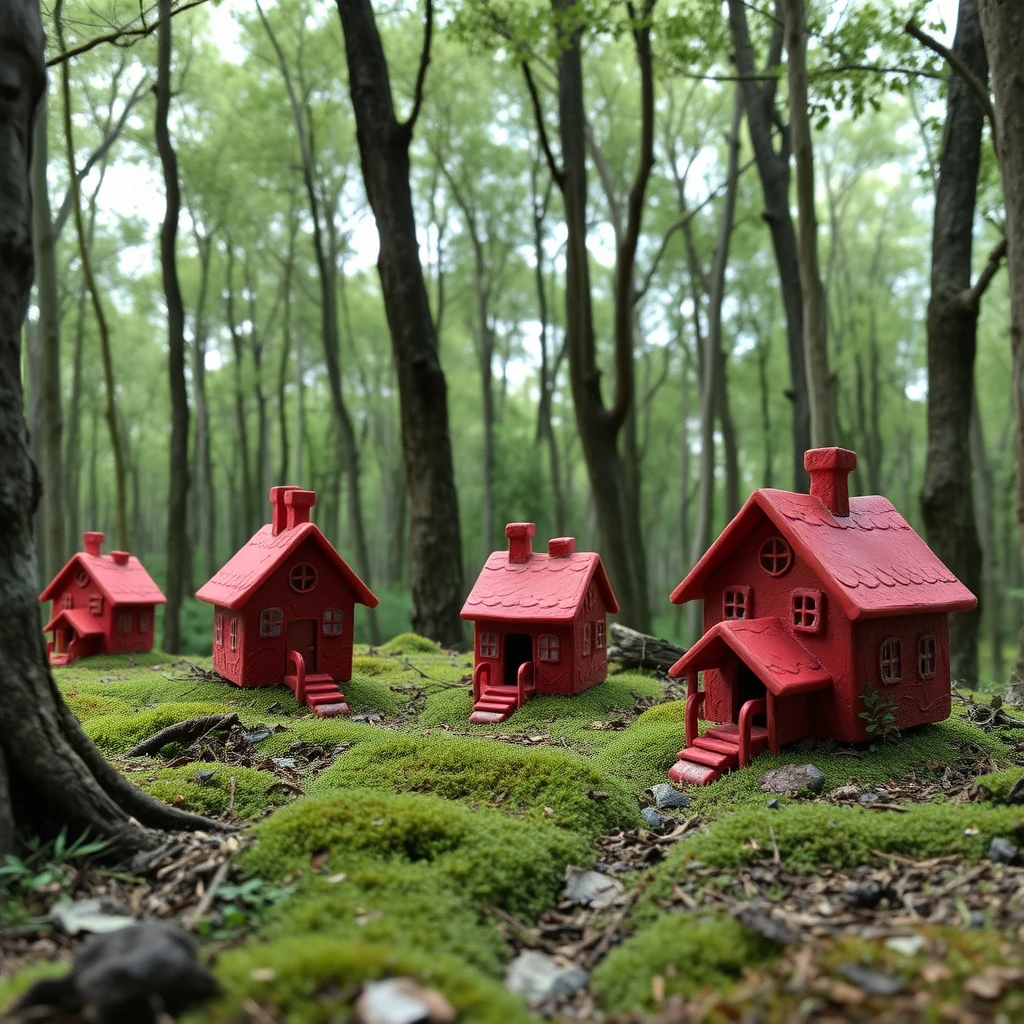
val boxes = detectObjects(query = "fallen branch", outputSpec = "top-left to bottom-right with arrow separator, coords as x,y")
126,713 -> 239,757
607,623 -> 686,673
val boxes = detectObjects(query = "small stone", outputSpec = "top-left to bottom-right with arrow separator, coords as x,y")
758,764 -> 826,795
353,712 -> 383,724
504,950 -> 589,1006
641,807 -> 666,829
648,783 -> 693,810
858,792 -> 882,806
839,962 -> 903,997
270,758 -> 299,770
885,935 -> 926,957
563,866 -> 624,909
191,770 -> 214,784
353,977 -> 456,1024
989,836 -> 1020,865
843,879 -> 884,909
1005,776 -> 1024,805
829,785 -> 861,801
767,798 -> 779,810
610,861 -> 632,873
734,907 -> 794,945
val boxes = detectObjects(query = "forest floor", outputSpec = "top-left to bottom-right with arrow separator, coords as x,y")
2,638 -> 1024,1022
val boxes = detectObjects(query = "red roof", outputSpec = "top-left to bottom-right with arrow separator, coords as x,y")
41,608 -> 106,637
195,522 -> 378,611
461,550 -> 619,623
669,618 -> 832,696
671,489 -> 977,621
39,553 -> 166,606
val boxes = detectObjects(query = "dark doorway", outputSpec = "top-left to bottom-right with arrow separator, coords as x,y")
503,633 -> 533,687
734,664 -> 767,725
287,618 -> 318,672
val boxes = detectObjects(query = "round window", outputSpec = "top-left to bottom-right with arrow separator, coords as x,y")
289,562 -> 318,592
75,569 -> 90,588
759,536 -> 793,577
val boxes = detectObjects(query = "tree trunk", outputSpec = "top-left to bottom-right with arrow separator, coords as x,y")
0,0 -> 216,859
191,228 -> 216,581
32,91 -> 63,581
224,239 -> 255,537
920,0 -> 989,686
336,0 -> 464,645
156,0 -> 191,654
979,0 -> 1024,690
276,199 -> 299,486
972,394 -> 1004,683
727,0 -> 810,488
782,0 -> 835,448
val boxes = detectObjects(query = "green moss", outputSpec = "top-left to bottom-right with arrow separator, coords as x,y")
633,700 -> 686,725
194,937 -> 531,1024
379,633 -> 442,654
127,763 -> 294,819
975,767 -> 1024,802
84,702 -> 231,754
0,961 -> 69,1009
313,733 -> 641,836
242,789 -> 589,920
351,655 -> 399,676
61,691 -> 132,722
594,720 -> 684,791
591,914 -> 774,1012
335,675 -> 404,716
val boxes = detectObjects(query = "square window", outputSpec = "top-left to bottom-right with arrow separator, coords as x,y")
322,608 -> 343,637
479,632 -> 498,659
723,586 -> 751,620
792,589 -> 823,633
139,613 -> 151,634
118,613 -> 131,635
229,617 -> 239,652
539,635 -> 560,662
919,635 -> 936,679
582,622 -> 592,657
596,621 -> 605,650
880,637 -> 902,684
88,595 -> 104,616
214,614 -> 223,647
62,594 -> 73,609
260,607 -> 284,638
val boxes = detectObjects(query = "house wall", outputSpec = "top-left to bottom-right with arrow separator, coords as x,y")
49,575 -> 111,652
572,581 -> 611,694
212,536 -> 357,688
105,603 -> 157,654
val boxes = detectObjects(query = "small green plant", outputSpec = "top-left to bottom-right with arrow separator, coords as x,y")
859,682 -> 900,741
200,877 -> 298,938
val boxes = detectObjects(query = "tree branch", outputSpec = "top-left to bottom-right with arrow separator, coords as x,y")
522,61 -> 564,188
962,236 -> 1007,311
402,0 -> 434,136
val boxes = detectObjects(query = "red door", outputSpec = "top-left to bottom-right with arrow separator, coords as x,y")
286,619 -> 318,673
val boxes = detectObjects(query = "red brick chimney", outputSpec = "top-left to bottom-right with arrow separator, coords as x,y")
111,551 -> 130,566
269,485 -> 298,536
83,532 -> 104,557
805,447 -> 857,517
284,489 -> 317,530
506,523 -> 536,564
548,537 -> 575,558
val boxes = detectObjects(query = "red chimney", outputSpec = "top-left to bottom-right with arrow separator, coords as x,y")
111,551 -> 130,566
83,532 -> 104,557
506,523 -> 536,564
805,447 -> 857,517
269,485 -> 298,536
284,489 -> 317,530
548,537 -> 575,558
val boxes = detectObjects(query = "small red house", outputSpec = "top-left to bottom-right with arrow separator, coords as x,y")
196,486 -> 378,717
461,522 -> 619,723
39,532 -> 166,665
667,448 -> 978,786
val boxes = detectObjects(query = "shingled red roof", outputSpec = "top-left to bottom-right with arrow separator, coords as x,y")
668,617 -> 832,696
671,489 -> 977,620
41,608 -> 106,636
195,522 -> 378,612
462,549 -> 619,623
39,552 -> 166,606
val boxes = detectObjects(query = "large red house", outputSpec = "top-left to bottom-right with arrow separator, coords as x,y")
39,532 -> 166,665
461,523 -> 619,723
196,486 -> 378,717
667,447 -> 978,785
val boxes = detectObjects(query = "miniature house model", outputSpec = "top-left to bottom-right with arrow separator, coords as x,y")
196,487 -> 378,717
40,532 -> 166,665
667,447 -> 978,786
461,522 -> 619,723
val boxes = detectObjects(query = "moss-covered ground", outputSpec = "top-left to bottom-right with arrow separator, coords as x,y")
3,646 -> 1024,1022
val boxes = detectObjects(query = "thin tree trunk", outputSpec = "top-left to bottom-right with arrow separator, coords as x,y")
190,227 -> 216,580
972,395 -> 1004,683
276,197 -> 299,485
224,239 -> 254,537
156,0 -> 190,653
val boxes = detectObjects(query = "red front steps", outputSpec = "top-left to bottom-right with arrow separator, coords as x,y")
470,685 -> 523,724
283,663 -> 350,718
669,722 -> 769,786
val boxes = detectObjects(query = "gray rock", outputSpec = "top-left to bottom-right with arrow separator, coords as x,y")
190,770 -> 214,785
353,978 -> 456,1024
641,807 -> 666,829
989,836 -> 1020,865
648,783 -> 693,810
843,879 -> 885,909
1006,776 -> 1024,805
829,784 -> 862,801
858,792 -> 882,806
734,907 -> 794,945
505,950 -> 589,1006
839,962 -> 903,997
563,865 -> 624,909
767,798 -> 779,810
757,764 -> 826,795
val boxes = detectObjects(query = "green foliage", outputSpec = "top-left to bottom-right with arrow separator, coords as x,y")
379,633 -> 444,655
859,681 -> 900,740
202,876 -> 300,938
126,763 -> 295,819
83,702 -> 231,755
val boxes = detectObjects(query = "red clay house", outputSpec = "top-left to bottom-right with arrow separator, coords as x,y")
40,532 -> 166,665
667,447 -> 978,786
196,487 -> 378,717
461,523 -> 619,723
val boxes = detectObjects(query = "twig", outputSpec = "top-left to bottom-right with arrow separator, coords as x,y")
584,878 -> 648,968
402,0 -> 434,135
483,902 -> 541,946
227,775 -> 237,819
241,999 -> 280,1024
125,713 -> 239,757
184,857 -> 231,930
962,237 -> 1007,310
768,824 -> 781,865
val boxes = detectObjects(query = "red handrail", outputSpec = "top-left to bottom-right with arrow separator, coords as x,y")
517,661 -> 534,708
685,691 -> 705,748
473,662 -> 489,702
286,650 -> 306,706
737,698 -> 766,767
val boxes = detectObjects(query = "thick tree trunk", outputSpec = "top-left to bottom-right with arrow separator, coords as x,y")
972,396 -> 1005,683
920,0 -> 989,686
783,0 -> 835,449
336,0 -> 464,645
979,0 -> 1024,690
0,0 -> 215,859
156,0 -> 191,654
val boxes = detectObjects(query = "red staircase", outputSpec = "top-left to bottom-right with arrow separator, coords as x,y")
284,650 -> 350,718
669,699 -> 768,786
470,662 -> 536,724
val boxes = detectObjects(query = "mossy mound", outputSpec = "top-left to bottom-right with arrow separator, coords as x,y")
591,914 -> 774,1012
242,788 -> 589,920
378,632 -> 442,655
594,719 -> 685,791
313,733 -> 641,836
84,701 -> 231,755
351,654 -> 399,676
126,763 -> 294,819
192,936 -> 530,1024
975,767 -> 1024,802
61,691 -> 132,722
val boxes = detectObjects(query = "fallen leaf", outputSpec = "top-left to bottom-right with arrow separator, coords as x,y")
250,968 -> 276,982
651,975 -> 665,1004
326,873 -> 348,884
921,963 -> 951,984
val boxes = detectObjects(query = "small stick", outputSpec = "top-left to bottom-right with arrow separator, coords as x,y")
227,775 -> 237,819
184,857 -> 232,930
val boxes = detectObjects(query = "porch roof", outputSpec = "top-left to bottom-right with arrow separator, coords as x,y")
41,608 -> 105,637
668,617 -> 832,697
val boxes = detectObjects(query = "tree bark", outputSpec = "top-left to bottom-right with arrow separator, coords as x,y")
336,0 -> 464,645
156,0 -> 190,655
920,0 -> 989,686
0,0 -> 216,858
190,224 -> 216,581
972,394 -> 1005,683
978,0 -> 1024,690
224,238 -> 255,539
782,0 -> 835,448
